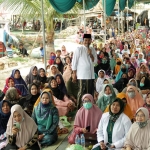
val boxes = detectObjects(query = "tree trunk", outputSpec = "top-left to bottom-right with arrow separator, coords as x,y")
46,31 -> 55,60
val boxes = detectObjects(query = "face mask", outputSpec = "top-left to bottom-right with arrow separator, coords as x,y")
102,59 -> 107,64
83,102 -> 93,110
140,83 -> 144,87
128,91 -> 135,98
117,62 -> 121,65
104,93 -> 112,98
135,53 -> 138,56
129,82 -> 136,87
121,68 -> 126,73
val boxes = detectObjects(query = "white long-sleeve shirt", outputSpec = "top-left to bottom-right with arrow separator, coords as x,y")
97,112 -> 132,148
72,45 -> 97,79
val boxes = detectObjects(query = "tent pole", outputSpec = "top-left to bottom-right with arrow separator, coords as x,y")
104,0 -> 106,43
83,0 -> 86,33
127,0 -> 129,31
118,1 -> 120,35
41,0 -> 46,70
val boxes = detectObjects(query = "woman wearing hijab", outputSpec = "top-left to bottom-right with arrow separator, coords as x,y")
104,93 -> 134,121
97,84 -> 116,112
3,77 -> 21,96
126,86 -> 144,115
0,100 -> 11,149
55,74 -> 67,95
110,53 -> 117,72
24,83 -> 40,116
122,78 -> 142,96
136,64 -> 150,81
38,68 -> 47,87
5,104 -> 40,150
113,73 -> 128,93
137,52 -> 147,66
68,94 -> 102,144
138,76 -> 150,95
93,98 -> 132,150
48,52 -> 56,65
5,87 -> 25,107
48,65 -> 61,77
143,93 -> 150,118
130,56 -> 138,68
11,69 -> 28,97
115,64 -> 128,82
96,70 -> 106,93
54,57 -> 64,74
48,77 -> 74,116
61,45 -> 68,58
113,58 -> 122,76
124,107 -> 150,150
127,68 -> 136,80
32,91 -> 59,146
63,64 -> 72,84
25,66 -> 40,86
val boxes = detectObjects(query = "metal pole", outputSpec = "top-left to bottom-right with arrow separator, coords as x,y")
104,0 -> 106,43
41,0 -> 46,70
127,0 -> 129,31
118,1 -> 120,35
83,0 -> 86,33
121,11 -> 123,34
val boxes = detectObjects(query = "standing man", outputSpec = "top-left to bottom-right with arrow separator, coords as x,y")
72,34 -> 97,108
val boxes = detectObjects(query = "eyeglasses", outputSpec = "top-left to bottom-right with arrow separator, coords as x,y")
135,114 -> 145,118
82,100 -> 91,103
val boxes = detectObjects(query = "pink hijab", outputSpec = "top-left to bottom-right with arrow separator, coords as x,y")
6,104 -> 37,148
74,94 -> 102,133
126,86 -> 144,115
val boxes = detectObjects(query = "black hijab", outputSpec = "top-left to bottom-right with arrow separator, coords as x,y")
48,77 -> 64,100
0,100 -> 11,135
54,57 -> 64,74
38,68 -> 47,84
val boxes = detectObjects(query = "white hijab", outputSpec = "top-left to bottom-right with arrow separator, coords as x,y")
6,104 -> 37,148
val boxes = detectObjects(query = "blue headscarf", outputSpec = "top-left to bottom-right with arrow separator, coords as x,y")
115,64 -> 128,82
0,100 -> 11,135
11,69 -> 28,96
33,91 -> 55,130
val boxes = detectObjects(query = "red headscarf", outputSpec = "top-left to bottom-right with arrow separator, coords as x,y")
3,77 -> 21,95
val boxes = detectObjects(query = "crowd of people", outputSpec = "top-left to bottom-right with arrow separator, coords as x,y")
0,26 -> 150,150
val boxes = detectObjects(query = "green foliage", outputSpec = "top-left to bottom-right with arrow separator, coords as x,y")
11,57 -> 28,62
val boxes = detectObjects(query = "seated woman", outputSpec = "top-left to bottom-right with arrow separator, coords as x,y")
127,68 -> 135,80
93,98 -> 132,150
11,69 -> 28,97
4,87 -> 25,107
98,78 -> 118,97
32,91 -> 59,146
2,77 -> 21,98
63,64 -> 72,84
55,74 -> 67,95
126,85 -> 144,115
0,100 -> 11,149
66,71 -> 79,105
68,94 -> 102,144
5,104 -> 40,150
122,78 -> 142,96
143,93 -> 150,118
104,93 -> 134,121
38,68 -> 47,88
25,66 -> 40,87
113,73 -> 128,93
113,58 -> 122,76
48,77 -> 74,116
54,57 -> 64,74
48,65 -> 61,77
97,84 -> 116,112
115,64 -> 128,82
124,107 -> 150,150
138,76 -> 150,95
24,83 -> 40,115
